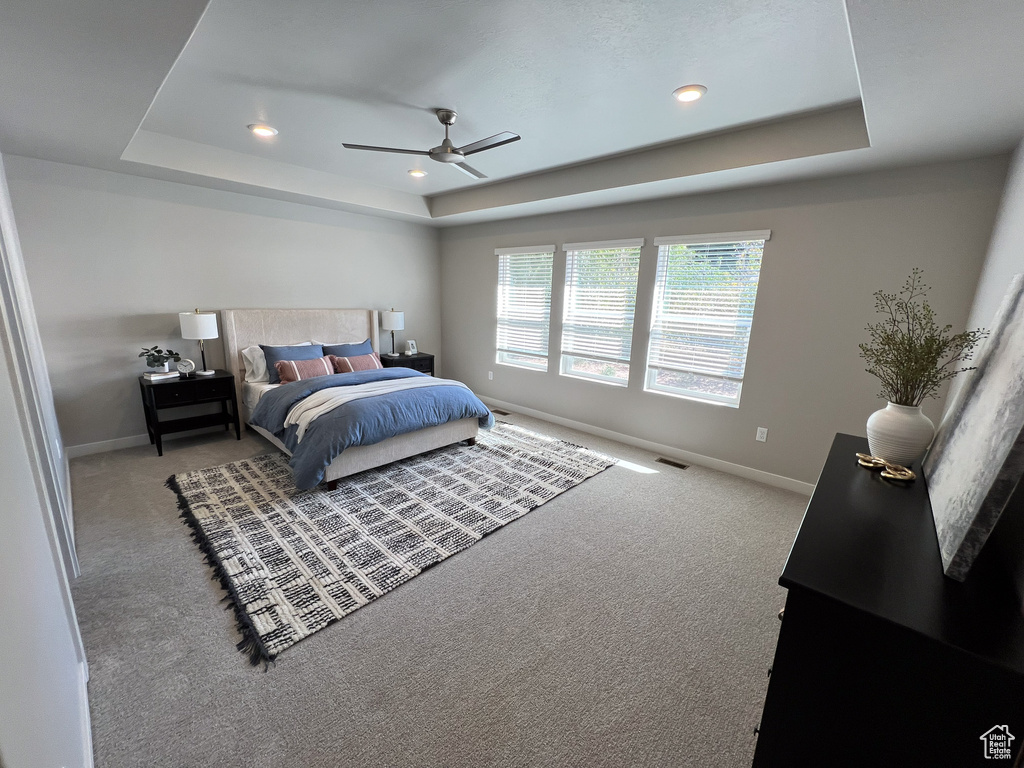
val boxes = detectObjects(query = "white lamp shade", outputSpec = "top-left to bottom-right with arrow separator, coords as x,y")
381,310 -> 405,332
179,311 -> 219,340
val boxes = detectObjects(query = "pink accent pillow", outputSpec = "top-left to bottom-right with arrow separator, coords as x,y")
274,356 -> 335,384
330,353 -> 383,373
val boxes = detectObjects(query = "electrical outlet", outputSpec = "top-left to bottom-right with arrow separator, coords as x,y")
756,427 -> 768,442
488,371 -> 493,380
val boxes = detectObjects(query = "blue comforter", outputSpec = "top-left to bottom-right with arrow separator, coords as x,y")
250,368 -> 494,489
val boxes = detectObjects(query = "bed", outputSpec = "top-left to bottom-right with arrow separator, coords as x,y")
221,308 -> 488,489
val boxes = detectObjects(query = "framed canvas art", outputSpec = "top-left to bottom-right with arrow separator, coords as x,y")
923,274 -> 1024,581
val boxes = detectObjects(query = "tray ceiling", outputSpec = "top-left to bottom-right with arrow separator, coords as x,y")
3,1 -> 1024,224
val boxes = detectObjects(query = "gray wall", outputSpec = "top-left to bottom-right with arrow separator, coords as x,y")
5,156 -> 441,450
440,158 -> 1007,485
965,141 -> 1024,335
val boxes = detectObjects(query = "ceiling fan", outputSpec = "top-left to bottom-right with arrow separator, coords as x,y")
342,108 -> 520,179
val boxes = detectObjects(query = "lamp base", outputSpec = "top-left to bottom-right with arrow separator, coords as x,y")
383,353 -> 401,357
196,369 -> 216,376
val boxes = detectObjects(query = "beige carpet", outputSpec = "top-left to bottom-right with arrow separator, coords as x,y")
69,412 -> 806,768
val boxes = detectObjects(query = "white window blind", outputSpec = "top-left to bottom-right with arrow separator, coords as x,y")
645,232 -> 768,406
560,239 -> 643,386
496,247 -> 555,371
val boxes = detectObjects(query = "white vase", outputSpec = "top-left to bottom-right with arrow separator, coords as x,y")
866,402 -> 935,467
154,361 -> 170,373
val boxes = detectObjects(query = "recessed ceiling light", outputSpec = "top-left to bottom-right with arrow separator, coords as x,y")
672,84 -> 707,103
408,169 -> 427,178
248,124 -> 278,138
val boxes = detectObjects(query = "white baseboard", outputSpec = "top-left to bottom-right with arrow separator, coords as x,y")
79,659 -> 94,768
66,434 -> 150,458
66,426 -> 226,459
482,397 -> 814,496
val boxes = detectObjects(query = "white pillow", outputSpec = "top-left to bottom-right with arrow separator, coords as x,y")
241,342 -> 313,383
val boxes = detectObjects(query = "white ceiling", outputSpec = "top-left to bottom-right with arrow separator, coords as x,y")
2,0 -> 1024,225
138,0 -> 859,194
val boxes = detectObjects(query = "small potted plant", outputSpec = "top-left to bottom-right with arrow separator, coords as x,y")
859,269 -> 987,465
139,345 -> 181,373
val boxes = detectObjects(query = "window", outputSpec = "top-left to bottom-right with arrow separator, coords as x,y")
496,246 -> 555,371
645,231 -> 769,406
560,239 -> 643,386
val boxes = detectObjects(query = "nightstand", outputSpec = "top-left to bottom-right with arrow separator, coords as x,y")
380,351 -> 434,376
138,370 -> 241,456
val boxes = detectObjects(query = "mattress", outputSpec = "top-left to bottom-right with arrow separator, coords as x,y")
242,381 -> 278,413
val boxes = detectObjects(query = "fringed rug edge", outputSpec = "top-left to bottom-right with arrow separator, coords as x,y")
165,473 -> 276,669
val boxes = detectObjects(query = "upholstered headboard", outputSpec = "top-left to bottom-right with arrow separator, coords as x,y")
221,308 -> 380,421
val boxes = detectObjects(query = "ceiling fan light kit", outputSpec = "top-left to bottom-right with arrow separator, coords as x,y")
343,108 -> 520,179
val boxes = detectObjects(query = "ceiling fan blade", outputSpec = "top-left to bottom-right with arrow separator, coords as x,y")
453,162 -> 487,179
457,132 -> 521,156
342,143 -> 430,156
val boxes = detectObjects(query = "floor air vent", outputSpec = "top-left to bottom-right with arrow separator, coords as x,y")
491,409 -> 511,416
655,457 -> 689,470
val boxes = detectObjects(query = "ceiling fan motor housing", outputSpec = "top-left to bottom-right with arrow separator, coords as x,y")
431,110 -> 462,162
430,138 -> 464,163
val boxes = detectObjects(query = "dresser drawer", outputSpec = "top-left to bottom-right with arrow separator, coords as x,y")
406,357 -> 433,373
195,377 -> 235,400
151,380 -> 197,407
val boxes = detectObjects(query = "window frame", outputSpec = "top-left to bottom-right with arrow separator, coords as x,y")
495,245 -> 555,372
559,238 -> 644,387
644,230 -> 769,407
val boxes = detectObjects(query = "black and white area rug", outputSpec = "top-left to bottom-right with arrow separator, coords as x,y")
167,423 -> 615,666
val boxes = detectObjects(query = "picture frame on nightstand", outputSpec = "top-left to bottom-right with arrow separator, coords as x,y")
405,339 -> 417,356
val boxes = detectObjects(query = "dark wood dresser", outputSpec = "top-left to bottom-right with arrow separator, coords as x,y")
753,433 -> 1024,767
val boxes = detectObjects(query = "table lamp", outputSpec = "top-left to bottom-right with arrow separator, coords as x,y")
381,309 -> 404,357
179,309 -> 219,376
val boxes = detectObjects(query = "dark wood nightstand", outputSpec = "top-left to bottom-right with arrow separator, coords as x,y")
380,352 -> 434,376
138,370 -> 241,456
